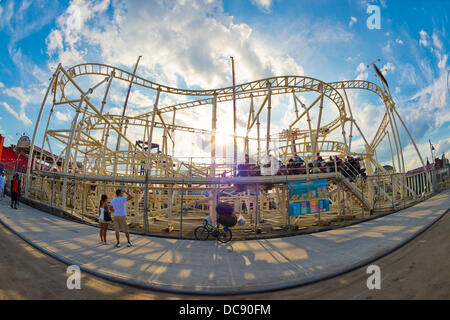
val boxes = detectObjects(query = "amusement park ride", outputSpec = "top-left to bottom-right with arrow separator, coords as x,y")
17,61 -> 436,238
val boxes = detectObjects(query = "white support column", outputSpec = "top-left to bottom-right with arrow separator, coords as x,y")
171,109 -> 176,158
147,88 -> 161,176
386,130 -> 396,171
314,86 -> 325,155
257,116 -> 261,163
392,107 -> 433,192
342,88 -> 354,152
62,95 -> 86,210
25,64 -> 61,196
210,94 -> 218,223
266,82 -> 272,156
101,122 -> 111,175
38,105 -> 56,171
100,71 -> 114,114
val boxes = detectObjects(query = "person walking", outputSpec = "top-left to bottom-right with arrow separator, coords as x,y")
11,173 -> 21,209
0,172 -> 6,200
110,189 -> 133,248
98,194 -> 112,245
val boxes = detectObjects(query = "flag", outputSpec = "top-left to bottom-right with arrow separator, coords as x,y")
372,63 -> 389,89
429,140 -> 435,151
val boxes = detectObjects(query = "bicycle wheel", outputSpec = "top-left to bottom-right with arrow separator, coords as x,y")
217,228 -> 232,243
194,226 -> 210,240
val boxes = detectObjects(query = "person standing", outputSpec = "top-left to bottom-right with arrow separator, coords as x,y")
98,194 -> 112,245
110,189 -> 133,248
0,172 -> 6,200
11,173 -> 21,209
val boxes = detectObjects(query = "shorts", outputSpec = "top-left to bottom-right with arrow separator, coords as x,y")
11,192 -> 19,202
99,213 -> 108,224
113,216 -> 128,233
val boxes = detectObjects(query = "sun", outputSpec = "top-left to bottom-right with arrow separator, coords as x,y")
215,130 -> 233,147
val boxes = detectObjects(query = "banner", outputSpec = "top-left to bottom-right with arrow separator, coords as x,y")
288,179 -> 329,216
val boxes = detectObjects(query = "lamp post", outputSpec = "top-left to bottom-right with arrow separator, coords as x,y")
230,56 -> 237,176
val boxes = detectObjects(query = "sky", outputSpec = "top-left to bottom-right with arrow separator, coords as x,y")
0,0 -> 448,171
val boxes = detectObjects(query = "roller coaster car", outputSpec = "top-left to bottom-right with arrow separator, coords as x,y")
235,163 -> 274,192
287,161 -> 307,175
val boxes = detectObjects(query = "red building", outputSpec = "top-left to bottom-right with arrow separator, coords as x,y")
0,134 -> 29,173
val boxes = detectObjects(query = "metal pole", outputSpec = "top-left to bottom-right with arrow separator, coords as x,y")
51,175 -> 54,209
255,183 -> 260,234
314,87 -> 325,155
25,64 -> 61,196
40,175 -> 44,203
342,88 -> 354,151
231,57 -> 237,176
266,82 -> 272,156
286,181 -> 290,230
143,171 -> 149,233
38,105 -> 55,171
147,89 -> 161,176
62,95 -> 86,210
168,184 -> 173,229
391,174 -> 395,209
100,71 -> 114,114
81,179 -> 85,221
343,181 -> 347,223
180,182 -> 184,239
386,131 -> 396,171
211,94 -> 217,223
392,107 -> 433,192
256,116 -> 261,163
361,176 -> 364,217
121,56 -> 142,121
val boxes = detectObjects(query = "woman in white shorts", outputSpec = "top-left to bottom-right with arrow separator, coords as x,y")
99,194 -> 112,244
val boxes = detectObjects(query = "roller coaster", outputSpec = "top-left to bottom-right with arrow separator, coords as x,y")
21,61 -> 435,238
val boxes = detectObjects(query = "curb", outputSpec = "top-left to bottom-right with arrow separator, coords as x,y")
0,196 -> 448,296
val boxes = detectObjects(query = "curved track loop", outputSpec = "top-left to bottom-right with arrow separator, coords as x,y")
59,63 -> 346,118
54,62 -> 400,161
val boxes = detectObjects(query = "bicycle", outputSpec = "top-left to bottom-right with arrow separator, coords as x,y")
194,220 -> 232,243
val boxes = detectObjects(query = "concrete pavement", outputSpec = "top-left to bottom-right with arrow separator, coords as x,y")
0,190 -> 448,295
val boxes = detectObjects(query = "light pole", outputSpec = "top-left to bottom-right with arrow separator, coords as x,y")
230,56 -> 237,176
429,140 -> 435,164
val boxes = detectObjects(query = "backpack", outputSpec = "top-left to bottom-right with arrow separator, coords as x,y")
103,206 -> 112,222
217,213 -> 237,227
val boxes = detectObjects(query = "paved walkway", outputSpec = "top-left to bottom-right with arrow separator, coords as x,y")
0,190 -> 448,295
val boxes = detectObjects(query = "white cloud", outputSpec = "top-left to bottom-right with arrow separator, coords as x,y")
419,30 -> 429,47
435,138 -> 450,159
355,62 -> 368,80
381,62 -> 395,75
408,71 -> 449,128
0,82 -> 4,88
46,29 -> 64,53
46,0 -> 304,90
432,32 -> 443,50
356,62 -> 366,73
349,16 -> 357,27
35,0 -> 447,167
1,102 -> 32,125
54,111 -> 71,122
251,0 -> 273,12
403,137 -> 450,170
0,1 -> 13,30
1,85 -> 42,126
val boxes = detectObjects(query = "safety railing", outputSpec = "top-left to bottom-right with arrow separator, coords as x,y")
5,162 -> 437,240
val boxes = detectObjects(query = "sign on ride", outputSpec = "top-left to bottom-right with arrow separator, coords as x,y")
288,179 -> 330,216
